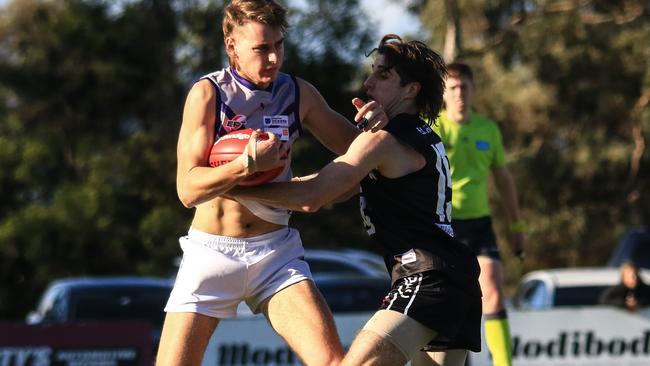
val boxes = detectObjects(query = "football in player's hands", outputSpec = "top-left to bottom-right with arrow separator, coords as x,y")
209,128 -> 284,186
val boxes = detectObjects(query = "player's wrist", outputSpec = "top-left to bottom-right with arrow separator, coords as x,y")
237,153 -> 253,175
241,134 -> 260,175
509,219 -> 528,233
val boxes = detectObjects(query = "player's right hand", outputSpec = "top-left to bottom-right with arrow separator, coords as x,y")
352,98 -> 389,132
248,130 -> 287,172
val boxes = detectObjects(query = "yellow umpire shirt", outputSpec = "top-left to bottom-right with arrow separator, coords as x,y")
432,111 -> 506,220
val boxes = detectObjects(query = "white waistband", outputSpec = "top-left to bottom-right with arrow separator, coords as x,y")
187,227 -> 289,249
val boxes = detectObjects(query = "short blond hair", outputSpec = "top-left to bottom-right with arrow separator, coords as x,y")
222,0 -> 288,67
222,0 -> 288,38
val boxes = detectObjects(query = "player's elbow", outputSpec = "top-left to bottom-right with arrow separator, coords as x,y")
300,203 -> 321,213
300,195 -> 327,213
177,184 -> 199,208
178,193 -> 197,208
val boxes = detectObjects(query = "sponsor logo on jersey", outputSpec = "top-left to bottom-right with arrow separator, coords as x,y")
263,115 -> 290,141
475,140 -> 490,150
263,115 -> 289,126
223,115 -> 247,132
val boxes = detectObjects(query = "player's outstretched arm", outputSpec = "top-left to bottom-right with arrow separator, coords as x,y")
230,130 -> 404,212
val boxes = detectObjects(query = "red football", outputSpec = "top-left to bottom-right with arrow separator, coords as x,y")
209,128 -> 284,186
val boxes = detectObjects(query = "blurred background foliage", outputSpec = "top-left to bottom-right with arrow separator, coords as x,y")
0,0 -> 648,320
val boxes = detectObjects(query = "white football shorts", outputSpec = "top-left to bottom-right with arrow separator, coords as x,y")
164,226 -> 312,318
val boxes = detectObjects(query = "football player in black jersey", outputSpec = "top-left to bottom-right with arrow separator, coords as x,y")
231,34 -> 482,366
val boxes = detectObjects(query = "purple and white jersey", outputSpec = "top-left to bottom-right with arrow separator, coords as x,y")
200,67 -> 302,225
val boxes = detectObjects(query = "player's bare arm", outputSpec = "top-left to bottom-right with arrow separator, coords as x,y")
232,130 -> 424,212
176,80 -> 283,208
297,78 -> 360,155
492,165 -> 522,225
291,173 -> 360,206
492,165 -> 526,253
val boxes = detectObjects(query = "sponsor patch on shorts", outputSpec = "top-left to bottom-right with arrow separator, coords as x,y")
397,249 -> 417,265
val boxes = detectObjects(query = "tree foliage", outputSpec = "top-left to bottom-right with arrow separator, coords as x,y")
4,0 -> 645,320
0,0 -> 374,320
0,0 -> 190,319
411,0 -> 650,286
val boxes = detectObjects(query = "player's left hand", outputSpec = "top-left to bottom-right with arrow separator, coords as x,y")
352,98 -> 389,132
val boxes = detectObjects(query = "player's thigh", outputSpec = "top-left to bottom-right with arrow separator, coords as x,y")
411,350 -> 468,366
261,280 -> 343,365
156,312 -> 219,366
346,309 -> 435,365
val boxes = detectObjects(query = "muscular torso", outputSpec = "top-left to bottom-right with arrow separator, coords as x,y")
191,197 -> 284,237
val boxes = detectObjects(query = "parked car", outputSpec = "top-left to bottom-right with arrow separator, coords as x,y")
26,276 -> 173,351
303,248 -> 389,279
608,227 -> 650,269
312,273 -> 390,313
512,267 -> 650,310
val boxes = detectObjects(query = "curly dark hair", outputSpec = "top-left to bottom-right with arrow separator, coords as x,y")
369,34 -> 447,122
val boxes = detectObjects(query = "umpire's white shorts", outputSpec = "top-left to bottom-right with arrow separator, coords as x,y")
164,226 -> 312,319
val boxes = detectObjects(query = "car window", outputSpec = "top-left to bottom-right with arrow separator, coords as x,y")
70,286 -> 171,327
307,259 -> 369,276
357,258 -> 387,273
317,280 -> 389,312
35,286 -> 59,320
43,288 -> 68,322
554,286 -> 609,307
517,280 -> 547,309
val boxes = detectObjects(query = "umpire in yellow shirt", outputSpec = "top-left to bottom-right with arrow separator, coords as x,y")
432,62 -> 527,366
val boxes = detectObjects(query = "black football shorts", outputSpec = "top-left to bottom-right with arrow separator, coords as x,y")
381,270 -> 482,352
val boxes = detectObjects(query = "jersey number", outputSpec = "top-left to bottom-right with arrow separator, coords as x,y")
432,141 -> 453,223
359,190 -> 376,235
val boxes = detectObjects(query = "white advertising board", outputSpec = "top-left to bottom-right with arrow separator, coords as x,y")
473,308 -> 650,366
202,308 -> 650,366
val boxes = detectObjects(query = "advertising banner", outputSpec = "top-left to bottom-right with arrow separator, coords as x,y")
472,308 -> 650,366
202,308 -> 650,366
0,322 -> 153,366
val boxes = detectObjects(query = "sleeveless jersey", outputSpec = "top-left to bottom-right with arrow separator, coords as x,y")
359,114 -> 480,293
200,67 -> 302,225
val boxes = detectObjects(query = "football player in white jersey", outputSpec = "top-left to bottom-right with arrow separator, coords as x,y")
156,1 -> 384,366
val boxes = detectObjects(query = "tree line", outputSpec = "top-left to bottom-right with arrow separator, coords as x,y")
0,0 -> 648,320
